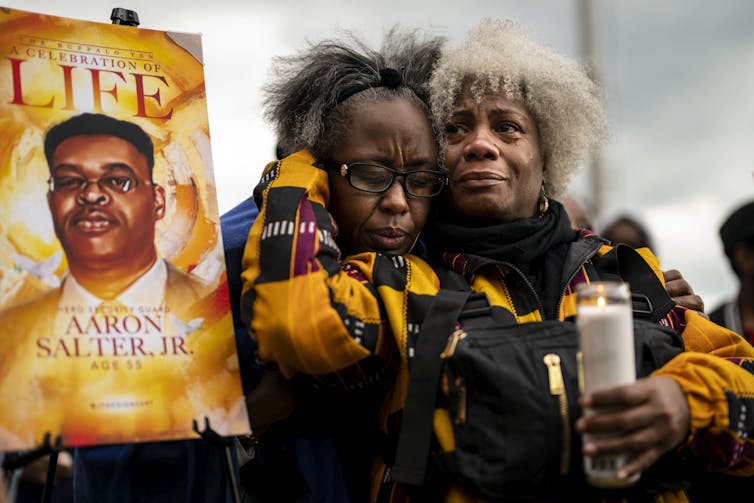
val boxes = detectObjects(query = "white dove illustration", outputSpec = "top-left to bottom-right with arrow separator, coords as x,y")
13,250 -> 62,288
169,313 -> 204,337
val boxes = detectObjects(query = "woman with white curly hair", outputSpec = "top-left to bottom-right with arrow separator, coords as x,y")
243,18 -> 754,502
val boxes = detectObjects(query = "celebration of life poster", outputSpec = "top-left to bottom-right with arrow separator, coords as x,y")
0,6 -> 250,451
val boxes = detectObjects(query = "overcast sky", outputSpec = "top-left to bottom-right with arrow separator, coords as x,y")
4,0 -> 753,310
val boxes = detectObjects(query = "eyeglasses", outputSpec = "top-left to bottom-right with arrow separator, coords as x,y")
337,162 -> 447,198
47,174 -> 149,194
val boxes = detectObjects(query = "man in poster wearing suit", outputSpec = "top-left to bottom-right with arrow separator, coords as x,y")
0,113 -> 242,502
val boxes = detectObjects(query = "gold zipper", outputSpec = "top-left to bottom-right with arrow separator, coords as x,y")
543,353 -> 570,475
496,265 -> 519,322
440,329 -> 468,426
440,329 -> 467,359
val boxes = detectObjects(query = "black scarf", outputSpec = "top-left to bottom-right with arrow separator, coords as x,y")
424,199 -> 577,319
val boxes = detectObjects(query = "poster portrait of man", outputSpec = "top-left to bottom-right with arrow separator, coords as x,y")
0,8 -> 248,451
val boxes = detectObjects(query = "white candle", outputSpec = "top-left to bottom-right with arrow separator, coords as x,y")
576,281 -> 639,488
578,303 -> 635,393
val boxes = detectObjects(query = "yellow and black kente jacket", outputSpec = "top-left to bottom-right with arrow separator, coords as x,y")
240,151 -> 754,502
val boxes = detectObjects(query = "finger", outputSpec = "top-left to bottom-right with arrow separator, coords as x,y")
583,410 -> 666,455
664,277 -> 692,297
582,431 -> 642,457
672,293 -> 705,313
662,269 -> 681,283
580,402 -> 655,438
579,379 -> 661,436
585,377 -> 689,452
582,380 -> 651,409
616,447 -> 664,480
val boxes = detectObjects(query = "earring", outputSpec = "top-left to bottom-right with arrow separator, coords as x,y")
538,184 -> 549,215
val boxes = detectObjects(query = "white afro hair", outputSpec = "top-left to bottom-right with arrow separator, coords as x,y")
429,18 -> 609,196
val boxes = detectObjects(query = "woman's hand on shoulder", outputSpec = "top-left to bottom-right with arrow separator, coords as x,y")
663,269 -> 707,317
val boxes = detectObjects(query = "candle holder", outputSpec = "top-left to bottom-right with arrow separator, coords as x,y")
576,281 -> 639,488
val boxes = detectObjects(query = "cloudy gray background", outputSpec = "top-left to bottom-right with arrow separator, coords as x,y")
5,0 -> 753,311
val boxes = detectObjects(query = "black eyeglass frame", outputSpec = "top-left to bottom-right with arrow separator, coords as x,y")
335,162 -> 447,198
46,174 -> 152,195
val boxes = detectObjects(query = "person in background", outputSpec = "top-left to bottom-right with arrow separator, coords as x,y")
559,193 -> 594,230
688,204 -> 754,503
709,200 -> 754,342
598,211 -> 655,250
561,198 -> 702,313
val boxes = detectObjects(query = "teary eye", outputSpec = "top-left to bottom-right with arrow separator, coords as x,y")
495,121 -> 521,134
445,123 -> 467,135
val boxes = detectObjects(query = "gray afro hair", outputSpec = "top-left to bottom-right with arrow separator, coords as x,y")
429,18 -> 608,196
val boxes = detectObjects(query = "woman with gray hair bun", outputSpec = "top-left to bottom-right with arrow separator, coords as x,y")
242,18 -> 752,503
261,27 -> 446,257
265,27 -> 442,161
237,26 -> 446,503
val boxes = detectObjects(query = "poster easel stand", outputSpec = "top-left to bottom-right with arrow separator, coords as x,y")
1,433 -> 62,503
193,418 -> 242,503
